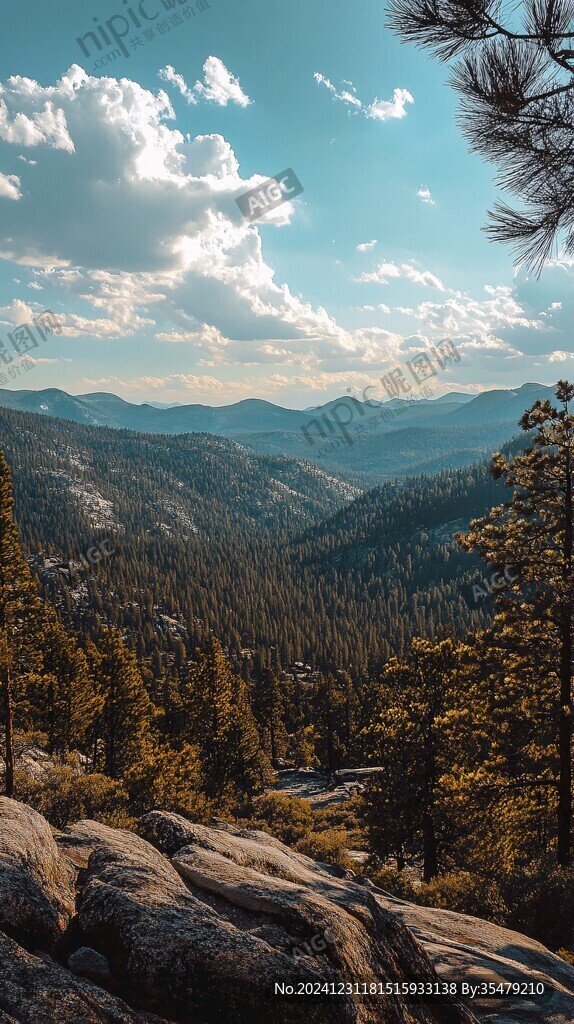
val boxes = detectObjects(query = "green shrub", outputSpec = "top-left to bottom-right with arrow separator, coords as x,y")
295,828 -> 353,870
125,743 -> 214,821
15,764 -> 132,829
502,859 -> 574,951
249,792 -> 315,845
368,865 -> 418,901
315,796 -> 366,847
416,871 -> 508,924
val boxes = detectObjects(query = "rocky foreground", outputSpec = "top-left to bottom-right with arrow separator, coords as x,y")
0,799 -> 572,1023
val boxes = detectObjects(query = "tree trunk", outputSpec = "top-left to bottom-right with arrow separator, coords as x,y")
422,700 -> 439,882
2,664 -> 14,798
558,446 -> 573,866
422,810 -> 438,882
270,720 -> 277,763
557,625 -> 572,865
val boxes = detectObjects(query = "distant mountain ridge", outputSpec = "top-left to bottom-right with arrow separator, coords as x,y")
0,382 -> 554,431
0,383 -> 557,485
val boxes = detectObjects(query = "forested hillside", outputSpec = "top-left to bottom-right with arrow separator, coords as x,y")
0,405 -> 508,673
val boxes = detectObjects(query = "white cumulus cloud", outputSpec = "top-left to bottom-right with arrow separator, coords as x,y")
0,171 -> 21,200
0,65 -> 393,376
366,88 -> 414,122
0,85 -> 74,151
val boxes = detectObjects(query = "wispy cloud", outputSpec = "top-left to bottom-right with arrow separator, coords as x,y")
357,239 -> 378,252
417,186 -> 435,205
313,73 -> 362,108
355,303 -> 391,313
158,65 -> 196,104
314,73 -> 413,123
357,260 -> 446,291
159,58 -> 252,108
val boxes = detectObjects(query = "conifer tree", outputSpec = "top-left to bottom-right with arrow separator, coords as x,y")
314,673 -> 346,771
252,667 -> 287,763
94,629 -> 152,779
387,0 -> 574,272
362,638 -> 485,880
184,637 -> 270,799
338,670 -> 360,763
0,451 -> 41,796
33,617 -> 101,757
459,381 -> 574,864
314,670 -> 360,770
229,675 -> 272,795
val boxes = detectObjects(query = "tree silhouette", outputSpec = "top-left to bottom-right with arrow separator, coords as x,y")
387,0 -> 574,271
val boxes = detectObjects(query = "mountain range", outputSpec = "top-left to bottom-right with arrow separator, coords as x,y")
0,382 -> 557,485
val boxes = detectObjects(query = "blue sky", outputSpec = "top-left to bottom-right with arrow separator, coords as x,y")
0,0 -> 571,407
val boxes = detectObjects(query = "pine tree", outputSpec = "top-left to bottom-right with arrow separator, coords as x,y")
387,0 -> 574,272
184,637 -> 270,799
0,451 -> 41,796
31,616 -> 101,756
94,629 -> 152,779
314,670 -> 360,770
459,382 -> 574,864
229,675 -> 272,795
313,673 -> 345,771
362,638 -> 486,880
252,668 -> 287,764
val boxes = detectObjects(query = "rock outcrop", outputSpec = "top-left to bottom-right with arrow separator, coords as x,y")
59,814 -> 471,1024
0,798 -> 75,951
0,931 -> 164,1024
373,887 -> 574,1024
0,798 -> 573,1024
271,766 -> 388,809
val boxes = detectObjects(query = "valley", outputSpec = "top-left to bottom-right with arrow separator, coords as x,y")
0,402 -> 508,672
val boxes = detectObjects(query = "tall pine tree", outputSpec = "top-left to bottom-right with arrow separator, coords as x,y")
184,637 -> 270,799
92,629 -> 152,779
362,638 -> 486,880
0,451 -> 41,796
460,381 -> 574,864
29,616 -> 101,757
252,668 -> 287,764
